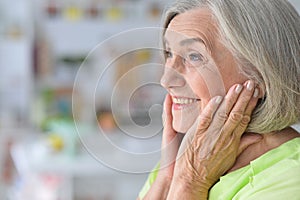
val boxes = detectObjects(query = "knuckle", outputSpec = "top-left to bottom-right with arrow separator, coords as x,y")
229,111 -> 243,123
217,112 -> 228,121
198,116 -> 212,128
241,115 -> 251,125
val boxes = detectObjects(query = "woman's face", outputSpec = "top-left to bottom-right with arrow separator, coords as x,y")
161,8 -> 248,133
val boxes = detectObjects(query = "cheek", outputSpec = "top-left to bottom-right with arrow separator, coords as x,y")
213,50 -> 248,90
189,76 -> 210,100
186,63 -> 227,100
171,102 -> 201,133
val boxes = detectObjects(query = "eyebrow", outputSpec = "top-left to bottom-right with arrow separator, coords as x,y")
179,37 -> 205,46
163,37 -> 206,47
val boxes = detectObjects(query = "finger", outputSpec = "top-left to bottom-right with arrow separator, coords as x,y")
208,83 -> 244,135
178,95 -> 223,151
221,80 -> 256,136
207,82 -> 248,144
233,87 -> 260,136
161,94 -> 181,171
244,87 -> 259,117
176,96 -> 223,158
214,83 -> 244,123
197,95 -> 224,131
163,94 -> 173,129
208,80 -> 256,150
162,94 -> 177,144
161,94 -> 179,155
230,80 -> 256,116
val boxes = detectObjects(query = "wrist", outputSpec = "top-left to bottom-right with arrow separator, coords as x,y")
156,170 -> 173,186
173,163 -> 215,191
158,162 -> 176,180
143,173 -> 172,200
167,176 -> 212,200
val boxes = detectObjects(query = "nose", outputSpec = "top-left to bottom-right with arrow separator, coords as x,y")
160,64 -> 185,90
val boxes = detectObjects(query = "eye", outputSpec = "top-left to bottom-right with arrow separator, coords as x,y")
164,50 -> 173,58
188,53 -> 203,62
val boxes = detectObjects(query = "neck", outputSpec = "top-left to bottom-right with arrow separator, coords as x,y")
228,127 -> 300,173
259,127 -> 299,151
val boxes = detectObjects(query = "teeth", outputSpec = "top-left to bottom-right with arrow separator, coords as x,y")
173,97 -> 199,105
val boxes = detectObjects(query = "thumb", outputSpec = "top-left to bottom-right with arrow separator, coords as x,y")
162,94 -> 173,129
162,94 -> 177,144
237,133 -> 263,156
160,94 -> 181,173
161,94 -> 179,161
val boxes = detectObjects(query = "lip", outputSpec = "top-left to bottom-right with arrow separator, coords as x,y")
171,96 -> 200,111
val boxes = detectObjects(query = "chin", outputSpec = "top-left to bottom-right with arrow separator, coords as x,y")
172,120 -> 190,134
171,103 -> 201,134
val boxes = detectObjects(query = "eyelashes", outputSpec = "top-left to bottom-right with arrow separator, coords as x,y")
164,49 -> 207,66
164,50 -> 173,59
186,53 -> 204,62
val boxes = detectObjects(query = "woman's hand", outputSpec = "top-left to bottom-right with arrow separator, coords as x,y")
160,94 -> 184,179
167,80 -> 262,200
142,94 -> 183,200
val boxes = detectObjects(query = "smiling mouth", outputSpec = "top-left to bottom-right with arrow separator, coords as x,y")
172,97 -> 201,105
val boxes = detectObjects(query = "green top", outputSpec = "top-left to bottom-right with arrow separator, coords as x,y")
139,137 -> 300,199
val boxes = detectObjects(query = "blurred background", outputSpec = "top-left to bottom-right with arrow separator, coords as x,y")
0,0 -> 299,199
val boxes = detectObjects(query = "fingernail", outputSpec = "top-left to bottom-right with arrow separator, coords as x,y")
253,88 -> 259,98
246,80 -> 254,91
215,96 -> 223,104
235,84 -> 243,94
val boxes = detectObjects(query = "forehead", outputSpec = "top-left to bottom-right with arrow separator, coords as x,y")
165,8 -> 218,49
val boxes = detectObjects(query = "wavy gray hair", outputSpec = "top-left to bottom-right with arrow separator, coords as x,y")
163,0 -> 300,133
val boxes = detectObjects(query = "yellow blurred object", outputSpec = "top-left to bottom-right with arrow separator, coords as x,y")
149,3 -> 161,19
64,5 -> 83,21
136,50 -> 151,63
48,134 -> 64,151
106,7 -> 123,21
97,111 -> 116,132
6,24 -> 23,40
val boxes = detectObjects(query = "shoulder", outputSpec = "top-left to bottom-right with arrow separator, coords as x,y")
209,137 -> 300,200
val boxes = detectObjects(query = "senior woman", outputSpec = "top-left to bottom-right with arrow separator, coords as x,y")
138,0 -> 300,199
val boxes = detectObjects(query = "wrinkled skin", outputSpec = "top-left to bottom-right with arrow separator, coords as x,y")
141,83 -> 261,200
141,7 -> 261,200
168,81 -> 261,199
139,7 -> 300,200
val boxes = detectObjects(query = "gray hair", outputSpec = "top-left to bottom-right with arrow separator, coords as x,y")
163,0 -> 300,133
